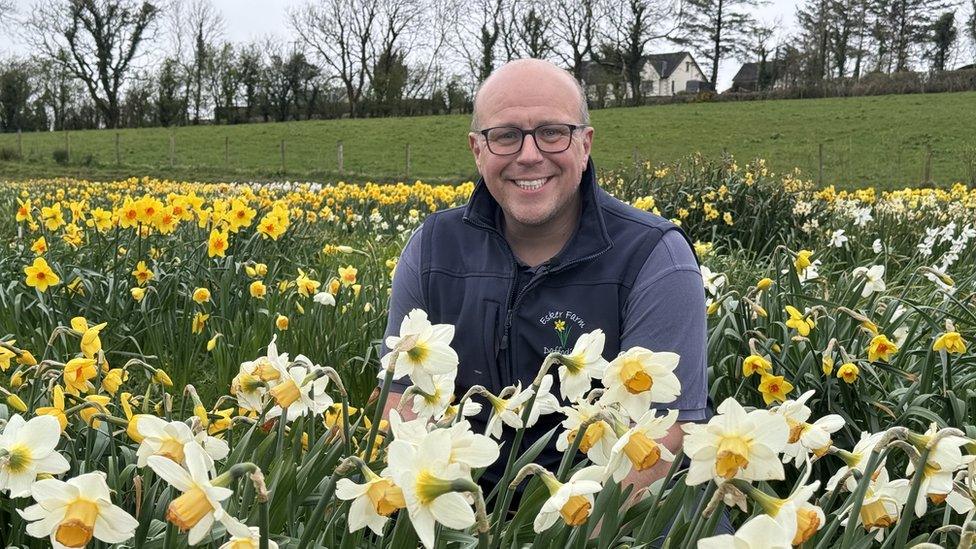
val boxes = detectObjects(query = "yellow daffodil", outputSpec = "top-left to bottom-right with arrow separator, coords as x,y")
36,385 -> 68,432
785,305 -> 815,337
338,265 -> 358,286
24,257 -> 60,292
192,287 -> 211,304
131,261 -> 153,286
207,228 -> 229,258
192,312 -> 209,335
837,362 -> 859,383
933,331 -> 967,354
758,373 -> 794,405
275,314 -> 289,331
742,354 -> 772,377
63,357 -> 98,394
249,280 -> 267,299
70,316 -> 107,359
867,334 -> 898,362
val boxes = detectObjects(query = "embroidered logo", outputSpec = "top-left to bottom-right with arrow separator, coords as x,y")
540,310 -> 587,354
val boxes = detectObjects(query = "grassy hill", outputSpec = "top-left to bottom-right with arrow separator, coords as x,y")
1,91 -> 975,188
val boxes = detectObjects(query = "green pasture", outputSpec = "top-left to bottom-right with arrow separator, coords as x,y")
1,91 -> 975,188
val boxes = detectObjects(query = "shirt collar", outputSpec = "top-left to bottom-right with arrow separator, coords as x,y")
462,158 -> 613,267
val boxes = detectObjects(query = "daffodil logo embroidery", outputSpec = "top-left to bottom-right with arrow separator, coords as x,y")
540,310 -> 588,355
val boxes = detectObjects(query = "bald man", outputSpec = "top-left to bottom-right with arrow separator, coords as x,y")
380,59 -> 709,504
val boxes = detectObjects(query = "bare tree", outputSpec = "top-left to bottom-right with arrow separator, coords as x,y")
551,0 -> 603,81
290,0 -> 379,118
25,0 -> 159,128
676,0 -> 760,87
0,0 -> 15,22
505,0 -> 556,59
601,0 -> 685,105
165,0 -> 225,123
452,0 -> 506,83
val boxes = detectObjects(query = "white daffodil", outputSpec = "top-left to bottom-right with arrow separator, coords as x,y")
841,468 -> 910,540
385,429 -> 475,549
852,264 -> 886,297
218,526 -> 280,549
19,471 -> 139,548
147,443 -> 251,545
336,468 -> 406,535
872,239 -> 884,253
387,410 -> 430,447
600,347 -> 681,421
438,399 -> 482,423
534,465 -> 605,533
313,291 -> 336,306
232,336 -> 290,411
267,360 -> 333,423
682,397 -> 789,485
699,513 -> 792,549
483,378 -> 559,440
605,409 -> 677,482
135,417 -> 228,471
409,373 -> 456,419
555,330 -> 609,402
905,425 -> 974,517
772,390 -> 845,467
700,265 -> 727,296
380,309 -> 459,395
441,420 -> 500,473
745,463 -> 825,545
826,431 -> 886,492
0,414 -> 71,497
556,400 -> 618,466
829,229 -> 848,248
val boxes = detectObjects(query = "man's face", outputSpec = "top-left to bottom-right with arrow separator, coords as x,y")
468,68 -> 593,231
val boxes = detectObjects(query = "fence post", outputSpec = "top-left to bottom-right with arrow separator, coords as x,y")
818,143 -> 824,187
17,129 -> 22,158
280,139 -> 286,172
115,132 -> 121,165
405,142 -> 411,180
224,136 -> 229,166
337,141 -> 344,176
923,144 -> 932,184
169,133 -> 175,168
65,131 -> 71,163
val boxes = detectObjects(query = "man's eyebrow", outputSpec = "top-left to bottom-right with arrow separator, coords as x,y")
491,120 -> 566,127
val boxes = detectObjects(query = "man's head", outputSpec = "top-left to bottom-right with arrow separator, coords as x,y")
468,59 -> 594,232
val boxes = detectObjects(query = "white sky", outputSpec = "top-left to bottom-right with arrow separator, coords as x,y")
1,0 -> 800,92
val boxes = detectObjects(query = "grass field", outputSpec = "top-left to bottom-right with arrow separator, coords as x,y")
1,91 -> 975,188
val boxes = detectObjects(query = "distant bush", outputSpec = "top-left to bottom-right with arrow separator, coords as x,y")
52,148 -> 69,165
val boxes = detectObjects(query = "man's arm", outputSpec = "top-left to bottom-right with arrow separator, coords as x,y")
380,390 -> 418,422
616,230 -> 710,502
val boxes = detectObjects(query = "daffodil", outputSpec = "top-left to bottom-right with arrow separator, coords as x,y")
867,334 -> 898,362
794,249 -> 813,274
249,280 -> 267,299
266,358 -> 333,423
63,357 -> 98,394
36,385 -> 69,432
192,287 -> 211,304
24,257 -> 60,292
773,390 -> 844,466
757,372 -> 794,405
218,526 -> 280,549
338,265 -> 358,286
70,316 -> 107,359
313,291 -> 335,306
275,314 -> 289,330
555,329 -> 609,402
742,354 -> 771,377
18,471 -> 139,547
785,305 -> 815,336
135,417 -> 228,472
905,425 -> 974,516
379,309 -> 459,395
336,466 -> 406,535
600,346 -> 681,421
385,428 -> 477,549
0,414 -> 71,497
483,384 -> 535,440
933,331 -> 967,354
841,468 -> 910,539
294,269 -> 321,297
852,264 -> 886,297
131,286 -> 147,301
556,400 -> 618,466
407,373 -> 456,419
605,408 -> 677,482
147,443 -> 250,545
131,260 -> 154,286
826,431 -> 886,492
682,397 -> 789,485
207,228 -> 230,258
533,465 -> 605,532
837,362 -> 859,383
699,513 -> 792,548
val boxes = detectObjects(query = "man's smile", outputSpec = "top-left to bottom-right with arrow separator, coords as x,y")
510,176 -> 554,192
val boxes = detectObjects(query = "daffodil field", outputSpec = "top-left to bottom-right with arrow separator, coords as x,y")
1,155 -> 975,548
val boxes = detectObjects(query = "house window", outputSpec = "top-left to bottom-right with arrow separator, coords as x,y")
641,80 -> 655,94
686,61 -> 691,72
671,80 -> 675,94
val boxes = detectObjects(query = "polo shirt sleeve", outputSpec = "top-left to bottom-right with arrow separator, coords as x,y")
620,229 -> 708,422
378,225 -> 426,394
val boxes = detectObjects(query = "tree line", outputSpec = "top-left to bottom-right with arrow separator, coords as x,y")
0,0 -> 975,133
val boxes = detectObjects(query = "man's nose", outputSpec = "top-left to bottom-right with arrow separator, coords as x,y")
516,132 -> 544,164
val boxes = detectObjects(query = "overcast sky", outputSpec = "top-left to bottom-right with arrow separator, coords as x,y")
1,0 -> 799,91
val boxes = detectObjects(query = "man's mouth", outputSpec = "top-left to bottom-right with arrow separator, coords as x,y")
510,176 -> 552,191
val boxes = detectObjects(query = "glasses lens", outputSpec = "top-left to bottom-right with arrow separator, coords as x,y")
536,125 -> 573,152
486,127 -> 522,155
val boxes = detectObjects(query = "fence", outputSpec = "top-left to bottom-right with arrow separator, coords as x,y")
1,128 -> 975,188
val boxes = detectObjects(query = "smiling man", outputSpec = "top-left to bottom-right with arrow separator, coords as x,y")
381,59 -> 708,502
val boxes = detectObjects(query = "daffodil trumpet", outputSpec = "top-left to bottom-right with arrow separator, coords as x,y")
556,412 -> 615,481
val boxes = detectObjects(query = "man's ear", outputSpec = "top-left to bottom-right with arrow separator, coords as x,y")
580,127 -> 594,171
468,132 -> 482,171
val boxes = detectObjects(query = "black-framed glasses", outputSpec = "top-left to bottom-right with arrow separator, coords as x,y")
478,124 -> 588,155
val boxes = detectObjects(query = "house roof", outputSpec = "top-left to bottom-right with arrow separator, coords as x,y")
732,62 -> 759,83
640,52 -> 691,79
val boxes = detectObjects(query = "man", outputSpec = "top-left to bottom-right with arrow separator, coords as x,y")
380,59 -> 707,501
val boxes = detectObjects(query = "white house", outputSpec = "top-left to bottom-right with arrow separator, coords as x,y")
638,52 -> 710,96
